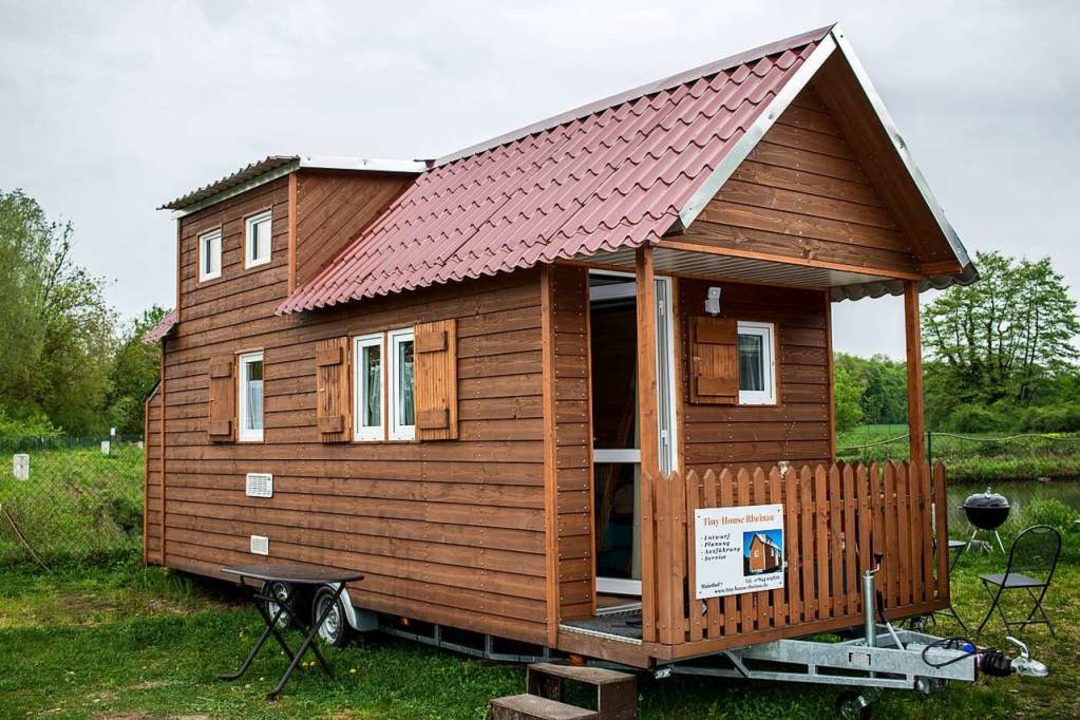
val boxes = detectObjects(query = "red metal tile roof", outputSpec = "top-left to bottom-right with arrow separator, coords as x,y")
278,28 -> 830,314
141,309 -> 178,344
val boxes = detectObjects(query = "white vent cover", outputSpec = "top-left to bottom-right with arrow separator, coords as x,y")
250,535 -> 269,555
246,473 -> 273,498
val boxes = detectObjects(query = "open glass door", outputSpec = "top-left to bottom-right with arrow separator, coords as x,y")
589,272 -> 677,598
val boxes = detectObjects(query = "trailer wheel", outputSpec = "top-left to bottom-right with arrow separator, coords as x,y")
837,690 -> 871,720
312,586 -> 352,648
263,581 -> 296,629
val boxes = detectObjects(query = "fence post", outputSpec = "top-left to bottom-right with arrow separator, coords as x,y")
926,430 -> 933,466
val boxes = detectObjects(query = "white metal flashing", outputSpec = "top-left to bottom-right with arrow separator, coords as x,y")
828,25 -> 972,269
672,34 -> 838,232
298,155 -> 429,174
169,155 -> 427,218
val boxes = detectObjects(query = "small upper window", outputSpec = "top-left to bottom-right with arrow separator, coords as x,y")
238,351 -> 264,441
199,229 -> 221,281
737,321 -> 776,405
245,210 -> 272,268
354,334 -> 384,441
388,328 -> 415,440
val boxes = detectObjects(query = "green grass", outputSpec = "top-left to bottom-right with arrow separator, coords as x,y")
0,442 -> 144,565
838,424 -> 1080,483
1,541 -> 1078,719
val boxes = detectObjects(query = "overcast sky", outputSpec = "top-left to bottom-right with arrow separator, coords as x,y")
2,0 -> 1077,357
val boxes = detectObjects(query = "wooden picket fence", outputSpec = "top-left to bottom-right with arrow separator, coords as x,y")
641,461 -> 950,653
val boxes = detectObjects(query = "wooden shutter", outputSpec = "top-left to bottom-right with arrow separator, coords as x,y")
414,319 -> 458,441
207,356 -> 236,441
689,316 -> 739,404
316,337 -> 352,442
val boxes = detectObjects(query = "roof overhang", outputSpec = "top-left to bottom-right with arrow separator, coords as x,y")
666,24 -> 976,300
161,155 -> 429,218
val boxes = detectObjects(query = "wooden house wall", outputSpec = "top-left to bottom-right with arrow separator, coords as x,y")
677,278 -> 832,474
677,86 -> 922,276
143,385 -> 164,564
293,170 -> 413,289
548,266 -> 593,621
164,179 -> 550,645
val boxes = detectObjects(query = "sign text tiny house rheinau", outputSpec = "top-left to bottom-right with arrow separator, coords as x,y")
695,504 -> 785,599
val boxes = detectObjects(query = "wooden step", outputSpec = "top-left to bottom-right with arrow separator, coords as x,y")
527,663 -> 636,686
488,694 -> 598,720
526,663 -> 637,720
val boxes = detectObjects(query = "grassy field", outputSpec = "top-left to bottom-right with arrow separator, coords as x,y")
838,424 -> 1080,483
1,529 -> 1077,720
0,442 -> 144,565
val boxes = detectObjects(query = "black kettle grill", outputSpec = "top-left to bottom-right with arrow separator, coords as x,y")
962,487 -> 1011,553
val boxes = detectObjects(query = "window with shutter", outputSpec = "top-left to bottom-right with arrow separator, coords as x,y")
414,319 -> 458,441
689,316 -> 739,404
315,337 -> 352,442
208,356 -> 236,440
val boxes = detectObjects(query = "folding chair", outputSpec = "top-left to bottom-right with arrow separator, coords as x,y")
975,525 -> 1061,637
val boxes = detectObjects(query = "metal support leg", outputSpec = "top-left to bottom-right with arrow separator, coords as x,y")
266,583 -> 347,700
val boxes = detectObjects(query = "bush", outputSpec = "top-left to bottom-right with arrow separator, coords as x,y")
946,405 -> 1008,433
1019,403 -> 1080,433
1018,497 -> 1079,533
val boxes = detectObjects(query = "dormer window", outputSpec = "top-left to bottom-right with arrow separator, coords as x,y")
198,229 -> 222,282
245,210 -> 272,268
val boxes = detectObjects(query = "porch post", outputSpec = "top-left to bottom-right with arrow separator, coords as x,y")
636,245 -> 660,477
904,281 -> 927,464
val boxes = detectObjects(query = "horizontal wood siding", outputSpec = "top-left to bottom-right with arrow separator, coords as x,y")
678,278 -> 831,473
143,385 -> 164,564
678,87 -> 922,276
550,266 -> 593,621
294,169 -> 412,287
165,180 -> 548,645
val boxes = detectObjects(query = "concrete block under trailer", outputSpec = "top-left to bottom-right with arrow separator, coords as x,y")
260,556 -> 1048,717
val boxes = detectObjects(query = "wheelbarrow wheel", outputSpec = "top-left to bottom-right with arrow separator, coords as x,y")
313,585 -> 352,648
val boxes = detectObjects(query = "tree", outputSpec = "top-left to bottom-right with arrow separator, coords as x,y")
104,306 -> 168,435
0,189 -> 116,434
833,361 -> 865,432
922,251 -> 1080,409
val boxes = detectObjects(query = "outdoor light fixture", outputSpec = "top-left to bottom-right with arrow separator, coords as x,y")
705,286 -> 722,316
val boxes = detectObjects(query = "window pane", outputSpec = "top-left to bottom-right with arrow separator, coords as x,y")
254,217 -> 271,261
397,339 -> 414,427
738,334 -> 765,392
245,359 -> 264,431
362,344 -> 381,427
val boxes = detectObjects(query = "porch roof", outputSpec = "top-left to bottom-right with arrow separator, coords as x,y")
277,25 -> 973,315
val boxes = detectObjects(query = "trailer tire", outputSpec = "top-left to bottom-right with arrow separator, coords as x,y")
837,690 -> 871,720
263,581 -> 296,629
313,586 -> 352,648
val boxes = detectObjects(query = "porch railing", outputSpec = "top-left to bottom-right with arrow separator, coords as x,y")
641,461 -> 950,654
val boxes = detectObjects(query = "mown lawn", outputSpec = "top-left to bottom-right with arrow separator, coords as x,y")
1,539 -> 1078,720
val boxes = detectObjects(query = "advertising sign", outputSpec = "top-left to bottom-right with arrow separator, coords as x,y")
695,504 -> 784,599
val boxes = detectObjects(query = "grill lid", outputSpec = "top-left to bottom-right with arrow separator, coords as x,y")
963,487 -> 1010,510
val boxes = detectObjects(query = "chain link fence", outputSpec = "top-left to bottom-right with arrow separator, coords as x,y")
0,436 -> 144,568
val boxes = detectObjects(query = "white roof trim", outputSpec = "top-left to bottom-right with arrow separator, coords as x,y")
828,25 -> 971,268
298,155 -> 429,174
169,155 -> 427,218
671,34 -> 838,232
171,161 -> 299,218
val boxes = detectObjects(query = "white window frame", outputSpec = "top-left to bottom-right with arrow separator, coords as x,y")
198,229 -> 222,282
244,210 -> 273,269
737,321 -> 777,406
387,328 -> 416,441
354,333 -> 385,442
238,351 -> 265,442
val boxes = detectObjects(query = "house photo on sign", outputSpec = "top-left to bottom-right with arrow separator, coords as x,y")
695,504 -> 785,599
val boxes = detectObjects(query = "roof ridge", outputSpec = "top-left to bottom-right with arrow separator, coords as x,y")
434,24 -> 834,168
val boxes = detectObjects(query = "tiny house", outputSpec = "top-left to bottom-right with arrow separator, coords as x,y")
144,25 -> 974,668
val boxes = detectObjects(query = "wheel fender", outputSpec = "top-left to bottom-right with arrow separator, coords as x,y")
331,583 -> 377,632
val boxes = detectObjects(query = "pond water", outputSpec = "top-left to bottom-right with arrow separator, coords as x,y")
945,479 -> 1080,534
